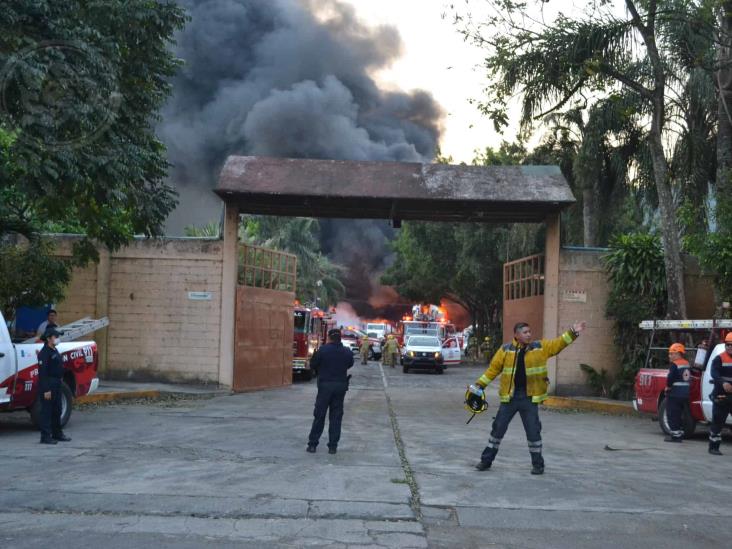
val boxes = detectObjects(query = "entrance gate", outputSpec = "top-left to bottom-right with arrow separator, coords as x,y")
233,244 -> 297,391
216,156 -> 575,391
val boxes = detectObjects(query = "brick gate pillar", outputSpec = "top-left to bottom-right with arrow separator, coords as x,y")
218,203 -> 239,388
543,213 -> 561,394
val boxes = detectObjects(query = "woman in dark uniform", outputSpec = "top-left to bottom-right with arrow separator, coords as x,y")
37,327 -> 71,444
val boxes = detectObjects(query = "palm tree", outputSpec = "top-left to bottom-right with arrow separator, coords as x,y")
454,0 -> 726,317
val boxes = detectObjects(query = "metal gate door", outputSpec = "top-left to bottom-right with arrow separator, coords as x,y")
233,245 -> 297,392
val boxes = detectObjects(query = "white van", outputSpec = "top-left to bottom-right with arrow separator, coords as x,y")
366,323 -> 388,340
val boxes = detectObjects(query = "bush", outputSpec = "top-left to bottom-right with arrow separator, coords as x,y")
604,233 -> 666,399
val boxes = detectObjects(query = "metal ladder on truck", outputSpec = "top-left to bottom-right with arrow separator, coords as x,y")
22,316 -> 110,344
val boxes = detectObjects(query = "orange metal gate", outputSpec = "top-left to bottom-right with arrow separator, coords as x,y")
503,254 -> 545,343
233,245 -> 297,392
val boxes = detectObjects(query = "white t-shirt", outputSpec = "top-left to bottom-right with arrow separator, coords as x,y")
36,320 -> 49,337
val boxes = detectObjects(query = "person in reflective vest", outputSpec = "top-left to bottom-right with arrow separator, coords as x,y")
708,333 -> 732,455
384,335 -> 400,368
473,320 -> 586,475
359,336 -> 370,365
664,343 -> 690,443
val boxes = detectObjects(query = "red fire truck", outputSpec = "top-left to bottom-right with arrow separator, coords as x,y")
292,305 -> 335,380
633,319 -> 732,437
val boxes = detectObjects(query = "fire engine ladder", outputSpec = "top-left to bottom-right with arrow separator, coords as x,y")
638,319 -> 732,369
21,317 -> 110,344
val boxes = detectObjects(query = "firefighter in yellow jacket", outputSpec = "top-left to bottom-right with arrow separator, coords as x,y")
474,320 -> 586,475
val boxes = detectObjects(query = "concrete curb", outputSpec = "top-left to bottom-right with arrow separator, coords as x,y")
75,390 -> 162,405
542,396 -> 637,416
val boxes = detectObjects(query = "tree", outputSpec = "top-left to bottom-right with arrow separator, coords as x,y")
0,1 -> 186,261
0,1 -> 185,318
383,143 -> 546,342
453,0 -> 723,317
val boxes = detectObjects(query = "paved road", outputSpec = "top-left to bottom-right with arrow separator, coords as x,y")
1,361 -> 729,548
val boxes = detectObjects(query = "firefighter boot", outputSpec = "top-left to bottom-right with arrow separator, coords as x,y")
476,445 -> 497,471
709,440 -> 723,456
531,453 -> 545,475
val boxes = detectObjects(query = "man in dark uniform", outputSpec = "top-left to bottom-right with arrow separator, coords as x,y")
307,328 -> 354,454
708,333 -> 732,455
37,327 -> 71,444
664,343 -> 690,443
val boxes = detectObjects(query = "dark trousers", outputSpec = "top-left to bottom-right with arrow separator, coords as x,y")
666,396 -> 686,439
308,381 -> 348,448
709,397 -> 732,444
480,389 -> 543,466
39,387 -> 63,441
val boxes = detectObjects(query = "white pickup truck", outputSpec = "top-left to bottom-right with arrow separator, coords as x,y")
0,311 -> 103,428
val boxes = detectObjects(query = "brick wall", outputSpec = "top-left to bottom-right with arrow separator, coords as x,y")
55,264 -> 97,325
553,249 -> 715,396
554,250 -> 616,395
54,237 -> 224,385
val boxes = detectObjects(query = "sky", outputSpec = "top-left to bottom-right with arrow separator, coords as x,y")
339,0 -> 619,163
338,0 -> 500,163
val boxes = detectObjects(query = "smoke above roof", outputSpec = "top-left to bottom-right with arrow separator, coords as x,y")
159,0 -> 444,319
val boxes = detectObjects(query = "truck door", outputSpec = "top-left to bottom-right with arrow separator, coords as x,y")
442,337 -> 461,365
0,336 -> 16,405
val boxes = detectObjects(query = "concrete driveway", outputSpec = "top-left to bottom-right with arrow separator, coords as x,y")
0,362 -> 729,548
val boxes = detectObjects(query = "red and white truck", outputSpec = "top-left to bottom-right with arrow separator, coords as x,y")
633,319 -> 732,437
0,311 -> 105,428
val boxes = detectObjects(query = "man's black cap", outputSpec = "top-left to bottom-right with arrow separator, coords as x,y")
41,327 -> 64,341
327,328 -> 342,339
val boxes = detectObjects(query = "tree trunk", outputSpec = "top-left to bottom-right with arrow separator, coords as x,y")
582,183 -> 598,247
717,3 -> 732,202
648,103 -> 687,319
714,3 -> 732,313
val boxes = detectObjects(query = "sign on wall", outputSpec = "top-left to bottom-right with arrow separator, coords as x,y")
561,289 -> 587,303
188,291 -> 213,301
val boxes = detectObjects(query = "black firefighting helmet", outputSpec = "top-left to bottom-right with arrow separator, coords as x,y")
464,385 -> 488,414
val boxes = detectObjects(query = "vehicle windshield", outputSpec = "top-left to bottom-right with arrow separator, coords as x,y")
404,325 -> 438,337
294,311 -> 308,334
367,332 -> 378,338
367,323 -> 385,331
408,337 -> 440,347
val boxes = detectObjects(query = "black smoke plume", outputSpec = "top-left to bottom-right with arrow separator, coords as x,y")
159,0 -> 443,318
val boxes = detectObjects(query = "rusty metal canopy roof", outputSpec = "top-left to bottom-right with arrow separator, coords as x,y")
215,156 -> 575,223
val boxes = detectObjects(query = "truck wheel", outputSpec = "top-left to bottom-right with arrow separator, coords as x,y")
658,397 -> 696,438
681,404 -> 696,438
28,382 -> 73,430
437,366 -> 444,375
301,370 -> 313,381
657,398 -> 671,436
59,382 -> 73,427
402,366 -> 409,374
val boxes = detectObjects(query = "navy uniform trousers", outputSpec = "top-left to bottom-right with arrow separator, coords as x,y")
480,388 -> 543,467
308,381 -> 348,449
39,386 -> 63,440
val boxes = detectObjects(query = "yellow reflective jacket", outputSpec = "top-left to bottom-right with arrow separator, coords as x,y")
475,331 -> 578,403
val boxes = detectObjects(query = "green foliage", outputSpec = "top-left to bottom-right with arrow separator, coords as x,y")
579,363 -> 610,397
604,233 -> 667,398
0,1 -> 185,318
383,142 -> 551,340
0,0 -> 187,261
184,222 -> 220,238
0,240 -> 71,320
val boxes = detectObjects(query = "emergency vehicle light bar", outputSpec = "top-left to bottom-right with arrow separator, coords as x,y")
639,319 -> 732,330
